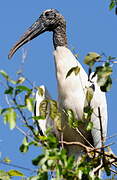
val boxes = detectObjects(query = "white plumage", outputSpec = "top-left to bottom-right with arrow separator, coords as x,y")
53,46 -> 107,156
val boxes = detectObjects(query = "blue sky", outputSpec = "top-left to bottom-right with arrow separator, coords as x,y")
0,0 -> 117,179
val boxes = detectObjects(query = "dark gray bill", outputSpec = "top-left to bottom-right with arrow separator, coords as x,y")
8,19 -> 46,59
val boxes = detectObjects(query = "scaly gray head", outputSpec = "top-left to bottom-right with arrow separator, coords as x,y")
8,9 -> 67,59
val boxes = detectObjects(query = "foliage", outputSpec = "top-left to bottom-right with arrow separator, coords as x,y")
0,50 -> 117,180
109,0 -> 117,14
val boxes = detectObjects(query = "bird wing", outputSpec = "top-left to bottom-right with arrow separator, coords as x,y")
34,85 -> 51,134
90,74 -> 108,148
34,85 -> 59,137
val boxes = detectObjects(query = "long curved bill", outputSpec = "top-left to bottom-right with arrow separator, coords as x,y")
8,18 -> 46,59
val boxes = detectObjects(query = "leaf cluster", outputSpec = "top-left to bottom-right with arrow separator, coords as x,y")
0,51 -> 117,180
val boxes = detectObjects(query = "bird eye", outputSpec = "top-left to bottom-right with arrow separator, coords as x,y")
54,14 -> 56,18
45,11 -> 56,19
45,11 -> 50,17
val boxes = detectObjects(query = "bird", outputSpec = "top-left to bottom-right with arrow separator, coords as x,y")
8,9 -> 107,159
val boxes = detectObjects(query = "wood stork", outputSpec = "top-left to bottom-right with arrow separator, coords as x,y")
8,9 -> 107,158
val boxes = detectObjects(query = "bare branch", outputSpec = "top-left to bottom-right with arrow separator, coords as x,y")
75,127 -> 94,148
59,140 -> 93,152
93,163 -> 103,174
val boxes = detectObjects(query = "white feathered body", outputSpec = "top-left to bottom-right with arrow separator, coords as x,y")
35,46 -> 107,158
53,46 -> 107,156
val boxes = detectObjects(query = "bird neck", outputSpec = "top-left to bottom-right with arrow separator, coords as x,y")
53,25 -> 67,49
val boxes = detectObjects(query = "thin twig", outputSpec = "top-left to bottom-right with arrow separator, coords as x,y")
59,140 -> 117,163
59,140 -> 93,152
75,128 -> 94,148
112,162 -> 117,168
32,116 -> 44,136
110,168 -> 117,174
60,131 -> 64,149
98,106 -> 106,172
106,133 -> 117,140
16,126 -> 34,142
93,162 -> 103,174
98,107 -> 104,147
102,142 -> 115,149
13,97 -> 38,139
0,161 -> 37,173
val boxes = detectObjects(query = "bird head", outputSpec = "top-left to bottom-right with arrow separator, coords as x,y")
8,9 -> 66,59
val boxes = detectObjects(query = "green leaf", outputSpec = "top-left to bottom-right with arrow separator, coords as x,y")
66,109 -> 75,127
4,86 -> 14,95
37,87 -> 44,96
32,115 -> 45,121
32,154 -> 45,166
25,97 -> 34,112
83,106 -> 93,121
17,105 -> 26,109
20,144 -> 29,153
47,159 -> 54,167
41,164 -> 47,171
85,86 -> 94,105
84,52 -> 101,67
0,108 -> 11,114
46,134 -> 58,148
4,108 -> 16,130
109,1 -> 115,10
66,66 -> 80,78
56,164 -> 62,179
95,63 -> 112,92
29,175 -> 41,180
0,70 -> 19,84
3,157 -> 11,163
0,70 -> 9,80
104,165 -> 111,176
37,172 -> 48,180
20,137 -> 29,153
96,63 -> 112,79
86,121 -> 93,131
0,170 -> 10,180
49,100 -> 58,119
8,79 -> 17,85
16,85 -> 32,93
8,170 -> 24,177
28,140 -> 39,147
67,155 -> 75,169
23,137 -> 29,146
54,112 -> 62,131
39,100 -> 48,119
74,66 -> 80,75
100,76 -> 112,92
16,77 -> 25,84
